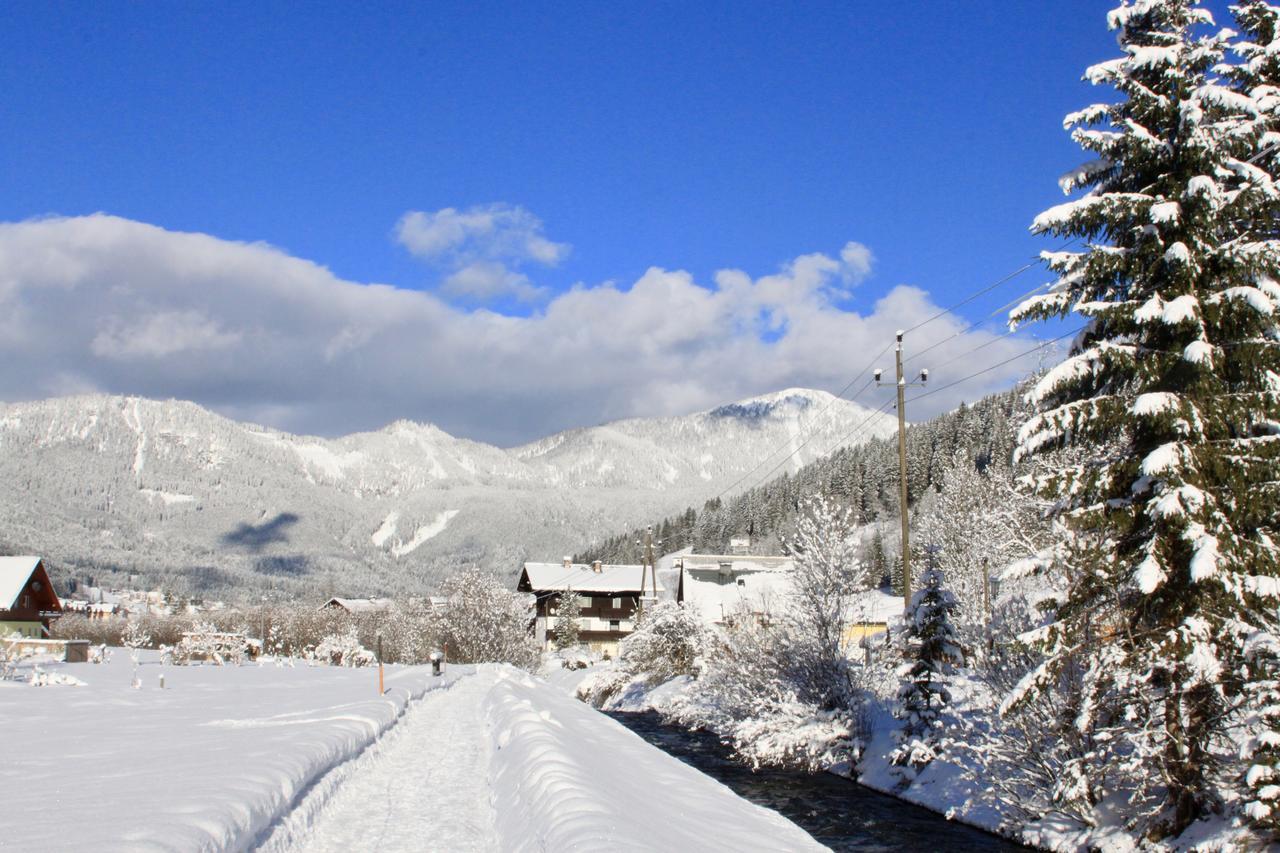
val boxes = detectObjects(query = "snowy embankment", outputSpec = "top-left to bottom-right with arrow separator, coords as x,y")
0,651 -> 448,852
486,668 -> 824,852
562,661 -> 1015,844
3,655 -> 824,852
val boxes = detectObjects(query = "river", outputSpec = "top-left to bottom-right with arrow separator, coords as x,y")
605,711 -> 1029,852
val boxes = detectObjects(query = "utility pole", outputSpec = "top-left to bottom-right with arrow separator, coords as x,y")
637,526 -> 653,618
638,525 -> 660,611
876,330 -> 927,612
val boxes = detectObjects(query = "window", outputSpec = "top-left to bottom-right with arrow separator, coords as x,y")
609,619 -> 620,630
611,597 -> 622,610
21,594 -> 30,609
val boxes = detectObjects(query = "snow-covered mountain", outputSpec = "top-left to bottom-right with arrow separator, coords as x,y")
0,389 -> 896,599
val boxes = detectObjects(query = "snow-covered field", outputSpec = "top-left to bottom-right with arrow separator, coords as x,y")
0,653 -> 824,851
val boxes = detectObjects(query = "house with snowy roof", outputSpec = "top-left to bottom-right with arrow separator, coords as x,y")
680,552 -> 902,644
518,558 -> 677,656
678,553 -> 795,628
0,556 -> 63,638
320,597 -> 394,615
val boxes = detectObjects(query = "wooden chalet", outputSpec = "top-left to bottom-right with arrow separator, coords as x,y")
518,558 -> 674,657
0,557 -> 63,638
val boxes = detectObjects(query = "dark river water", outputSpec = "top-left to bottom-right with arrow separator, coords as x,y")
605,711 -> 1029,852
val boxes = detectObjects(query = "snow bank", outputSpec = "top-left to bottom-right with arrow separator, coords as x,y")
0,652 -> 446,852
485,668 -> 825,852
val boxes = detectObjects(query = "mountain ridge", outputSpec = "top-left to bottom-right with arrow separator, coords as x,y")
0,388 -> 897,599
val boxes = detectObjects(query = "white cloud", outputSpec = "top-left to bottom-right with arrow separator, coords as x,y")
92,310 -> 242,359
395,204 -> 568,304
839,241 -> 873,284
442,261 -> 546,303
0,214 -> 1051,445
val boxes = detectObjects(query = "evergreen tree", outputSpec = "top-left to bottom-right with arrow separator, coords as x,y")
1011,0 -> 1280,837
890,550 -> 961,783
1225,6 -> 1280,836
867,528 -> 890,589
1241,634 -> 1280,835
552,590 -> 582,650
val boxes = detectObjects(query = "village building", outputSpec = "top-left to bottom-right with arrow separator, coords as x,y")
679,550 -> 903,644
518,558 -> 674,657
0,556 -> 63,638
320,597 -> 394,615
678,552 -> 795,628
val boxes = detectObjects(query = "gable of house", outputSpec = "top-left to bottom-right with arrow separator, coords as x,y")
0,557 -> 62,638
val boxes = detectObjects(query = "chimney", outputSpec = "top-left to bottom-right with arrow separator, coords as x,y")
563,556 -> 572,569
592,560 -> 603,573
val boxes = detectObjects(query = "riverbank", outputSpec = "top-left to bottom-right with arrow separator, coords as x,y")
606,709 -> 1027,851
548,659 -> 1032,848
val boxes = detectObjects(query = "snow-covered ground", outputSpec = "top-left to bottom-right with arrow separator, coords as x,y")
1,651 -> 448,851
1,653 -> 824,851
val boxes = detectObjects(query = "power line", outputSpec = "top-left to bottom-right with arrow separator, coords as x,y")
902,260 -> 1039,336
904,279 -> 1053,367
901,236 -> 1084,339
904,325 -> 1087,407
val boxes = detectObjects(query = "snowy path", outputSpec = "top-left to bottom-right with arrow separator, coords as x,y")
281,669 -> 500,853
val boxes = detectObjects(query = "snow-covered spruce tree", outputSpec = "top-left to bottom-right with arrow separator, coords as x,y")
1011,0 -> 1280,838
551,590 -> 583,650
1239,630 -> 1280,834
782,495 -> 868,711
1224,9 -> 1280,836
889,551 -> 962,784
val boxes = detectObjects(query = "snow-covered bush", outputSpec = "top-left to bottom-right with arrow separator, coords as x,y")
436,567 -> 537,669
1,636 -> 20,682
726,687 -> 860,772
655,497 -> 878,774
172,623 -> 248,666
51,614 -> 126,646
576,663 -> 640,707
783,495 -> 867,711
619,601 -> 705,685
669,607 -> 865,772
311,626 -> 375,667
122,620 -> 151,688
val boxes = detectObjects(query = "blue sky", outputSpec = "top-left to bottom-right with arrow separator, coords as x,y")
0,3 -> 1225,442
5,2 -> 1104,299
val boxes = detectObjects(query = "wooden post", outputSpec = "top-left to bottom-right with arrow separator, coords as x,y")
377,633 -> 384,695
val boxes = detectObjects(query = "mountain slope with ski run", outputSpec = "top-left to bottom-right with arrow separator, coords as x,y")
0,388 -> 896,597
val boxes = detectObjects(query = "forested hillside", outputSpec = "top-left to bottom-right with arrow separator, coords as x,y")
578,386 -> 1024,564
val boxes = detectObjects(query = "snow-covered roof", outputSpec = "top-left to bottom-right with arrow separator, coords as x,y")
844,589 -> 904,624
521,562 -> 663,594
682,570 -> 793,625
322,597 -> 394,613
680,554 -> 794,573
0,556 -> 42,610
